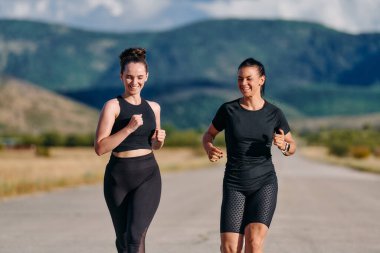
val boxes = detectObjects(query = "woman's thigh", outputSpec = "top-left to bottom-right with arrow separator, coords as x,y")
244,182 -> 278,228
221,187 -> 246,234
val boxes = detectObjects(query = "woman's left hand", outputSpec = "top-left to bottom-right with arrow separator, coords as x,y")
153,129 -> 166,143
273,128 -> 286,150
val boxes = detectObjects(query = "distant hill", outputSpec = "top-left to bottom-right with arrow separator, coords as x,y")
62,79 -> 380,129
0,77 -> 98,134
1,19 -> 380,129
61,80 -> 305,129
1,76 -> 378,134
1,19 -> 380,91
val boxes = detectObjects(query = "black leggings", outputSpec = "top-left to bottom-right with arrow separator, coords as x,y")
104,152 -> 161,253
220,180 -> 278,234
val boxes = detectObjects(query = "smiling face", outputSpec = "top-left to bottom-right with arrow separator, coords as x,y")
237,66 -> 265,98
120,62 -> 148,96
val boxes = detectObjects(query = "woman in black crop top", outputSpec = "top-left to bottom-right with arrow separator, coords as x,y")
94,48 -> 165,253
202,58 -> 296,253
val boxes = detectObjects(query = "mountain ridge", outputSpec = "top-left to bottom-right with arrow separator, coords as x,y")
1,19 -> 380,129
2,18 -> 380,90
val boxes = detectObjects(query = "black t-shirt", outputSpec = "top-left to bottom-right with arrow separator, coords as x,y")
212,98 -> 290,191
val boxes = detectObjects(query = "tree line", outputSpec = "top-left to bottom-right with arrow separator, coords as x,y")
301,127 -> 380,159
0,124 -> 226,150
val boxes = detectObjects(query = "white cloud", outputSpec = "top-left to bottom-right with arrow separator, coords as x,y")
0,0 -> 380,33
11,1 -> 32,17
194,0 -> 380,33
35,0 -> 49,14
0,0 -> 170,19
119,0 -> 171,19
0,0 -> 175,31
87,0 -> 123,16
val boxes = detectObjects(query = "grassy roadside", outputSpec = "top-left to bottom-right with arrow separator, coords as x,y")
300,146 -> 380,174
0,147 -> 221,199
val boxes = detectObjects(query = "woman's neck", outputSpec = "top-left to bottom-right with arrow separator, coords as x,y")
240,96 -> 265,111
122,93 -> 141,105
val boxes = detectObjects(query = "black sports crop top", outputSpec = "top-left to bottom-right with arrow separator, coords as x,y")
111,96 -> 156,152
212,99 -> 290,191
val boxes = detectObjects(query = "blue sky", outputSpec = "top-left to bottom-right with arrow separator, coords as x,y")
1,0 -> 380,33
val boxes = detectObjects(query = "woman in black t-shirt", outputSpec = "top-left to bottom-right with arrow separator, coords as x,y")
202,58 -> 296,253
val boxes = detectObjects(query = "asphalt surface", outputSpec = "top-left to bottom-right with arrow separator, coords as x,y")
1,151 -> 380,253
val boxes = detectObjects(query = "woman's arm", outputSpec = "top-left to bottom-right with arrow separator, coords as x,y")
202,124 -> 224,162
94,99 -> 142,156
273,129 -> 296,156
148,101 -> 166,150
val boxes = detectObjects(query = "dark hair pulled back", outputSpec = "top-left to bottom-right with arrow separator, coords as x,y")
238,58 -> 266,96
119,48 -> 148,73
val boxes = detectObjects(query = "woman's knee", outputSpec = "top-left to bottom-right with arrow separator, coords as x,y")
245,237 -> 264,251
220,243 -> 243,253
220,233 -> 243,253
244,223 -> 268,251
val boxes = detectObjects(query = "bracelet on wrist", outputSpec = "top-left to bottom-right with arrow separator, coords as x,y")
281,142 -> 290,155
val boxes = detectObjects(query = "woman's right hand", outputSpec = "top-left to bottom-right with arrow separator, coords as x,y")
126,114 -> 143,133
207,145 -> 224,162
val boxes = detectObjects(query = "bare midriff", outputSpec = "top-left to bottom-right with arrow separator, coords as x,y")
112,149 -> 152,158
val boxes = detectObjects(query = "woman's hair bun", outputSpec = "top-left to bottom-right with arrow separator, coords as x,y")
119,47 -> 148,73
120,48 -> 146,61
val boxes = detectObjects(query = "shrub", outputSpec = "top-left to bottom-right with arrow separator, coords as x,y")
161,124 -> 177,136
301,128 -> 380,158
328,142 -> 349,157
65,134 -> 94,147
41,132 -> 64,147
35,146 -> 51,157
19,134 -> 41,146
165,130 -> 201,147
303,132 -> 321,145
350,146 -> 371,159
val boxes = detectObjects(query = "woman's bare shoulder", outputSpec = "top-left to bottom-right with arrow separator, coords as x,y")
101,98 -> 120,117
146,100 -> 160,112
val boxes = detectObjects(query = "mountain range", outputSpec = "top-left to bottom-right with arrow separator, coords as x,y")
1,19 -> 380,130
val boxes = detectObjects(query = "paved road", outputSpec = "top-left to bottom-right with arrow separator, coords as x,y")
1,152 -> 380,253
